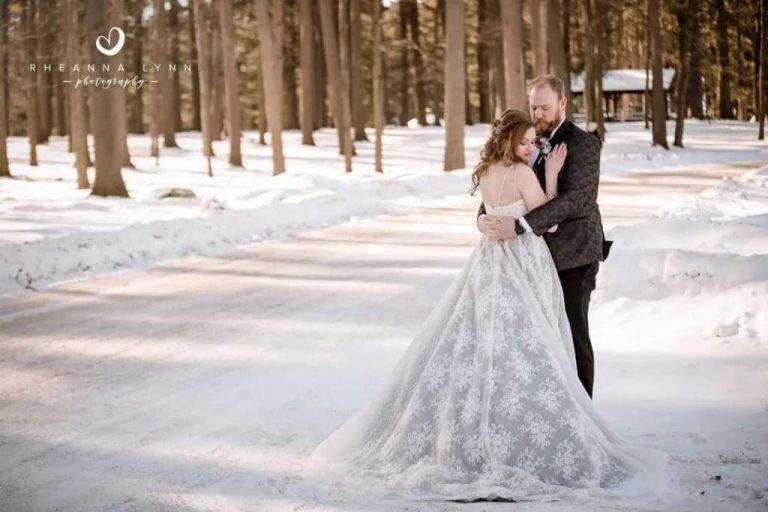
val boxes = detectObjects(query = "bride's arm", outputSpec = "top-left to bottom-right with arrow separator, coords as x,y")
518,171 -> 558,234
540,145 -> 568,232
544,144 -> 567,202
541,170 -> 560,233
519,166 -> 548,211
545,169 -> 558,201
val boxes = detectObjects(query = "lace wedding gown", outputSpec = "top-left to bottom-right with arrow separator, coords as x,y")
307,196 -> 648,502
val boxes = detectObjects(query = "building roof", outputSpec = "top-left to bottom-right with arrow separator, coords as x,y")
570,68 -> 676,94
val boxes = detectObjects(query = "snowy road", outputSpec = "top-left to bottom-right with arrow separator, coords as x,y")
0,163 -> 766,512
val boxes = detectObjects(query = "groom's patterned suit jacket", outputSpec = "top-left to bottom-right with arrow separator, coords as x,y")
478,119 -> 612,271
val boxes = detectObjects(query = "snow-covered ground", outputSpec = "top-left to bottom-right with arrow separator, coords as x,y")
592,165 -> 768,511
0,120 -> 766,511
1,120 -> 767,295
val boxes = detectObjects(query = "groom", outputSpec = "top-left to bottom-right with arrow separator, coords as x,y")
477,74 -> 611,399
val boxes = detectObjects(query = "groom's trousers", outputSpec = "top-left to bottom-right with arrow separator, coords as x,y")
557,261 -> 599,398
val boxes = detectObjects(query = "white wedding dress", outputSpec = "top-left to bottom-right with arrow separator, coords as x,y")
307,193 -> 650,502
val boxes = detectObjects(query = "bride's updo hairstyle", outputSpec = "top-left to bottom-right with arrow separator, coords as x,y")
471,109 -> 535,194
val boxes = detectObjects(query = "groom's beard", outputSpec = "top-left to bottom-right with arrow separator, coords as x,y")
536,111 -> 563,137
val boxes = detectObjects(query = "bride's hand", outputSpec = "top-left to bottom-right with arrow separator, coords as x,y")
545,143 -> 567,175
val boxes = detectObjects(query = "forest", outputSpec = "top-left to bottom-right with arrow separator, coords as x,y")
0,0 -> 760,195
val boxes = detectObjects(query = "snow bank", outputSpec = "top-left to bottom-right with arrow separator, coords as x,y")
0,170 -> 473,294
595,166 -> 768,350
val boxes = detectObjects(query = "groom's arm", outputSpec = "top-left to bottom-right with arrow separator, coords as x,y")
522,134 -> 601,236
587,122 -> 604,148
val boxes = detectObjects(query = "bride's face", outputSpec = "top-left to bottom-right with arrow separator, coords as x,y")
515,128 -> 536,162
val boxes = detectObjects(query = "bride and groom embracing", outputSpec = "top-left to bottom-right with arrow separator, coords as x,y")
307,75 -> 652,502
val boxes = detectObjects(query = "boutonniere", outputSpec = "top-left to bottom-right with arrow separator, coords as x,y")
535,136 -> 552,156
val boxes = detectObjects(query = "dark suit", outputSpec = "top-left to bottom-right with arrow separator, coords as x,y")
478,119 -> 610,397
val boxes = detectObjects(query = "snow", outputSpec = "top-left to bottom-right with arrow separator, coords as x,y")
590,161 -> 768,511
597,164 -> 768,335
0,119 -> 766,511
571,68 -> 676,93
1,119 -> 767,296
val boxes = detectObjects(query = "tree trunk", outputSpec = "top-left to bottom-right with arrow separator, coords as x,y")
129,5 -> 144,134
674,0 -> 696,147
0,0 -> 9,177
373,0 -> 383,172
257,68 -> 267,144
431,0 -> 446,125
25,0 -> 38,166
649,0 -> 669,148
188,0 -> 202,131
760,0 -> 766,140
210,17 -> 224,141
715,0 -> 732,119
54,73 -> 66,136
351,0 -> 369,139
319,0 -> 353,171
444,0 -> 465,171
111,0 -> 134,168
563,0 -> 574,117
36,4 -> 50,145
465,33 -> 473,125
613,3 -> 624,67
382,40 -> 392,125
169,0 -> 182,132
755,7 -> 761,124
338,0 -> 357,155
408,0 -> 427,126
313,0 -> 327,129
56,2 -> 69,142
65,0 -> 89,188
488,0 -> 505,117
255,0 -> 287,175
399,0 -> 410,124
735,14 -> 748,121
149,0 -> 161,160
547,0 -> 571,108
283,0 -> 300,130
87,0 -> 129,196
687,4 -> 704,118
193,0 -> 214,174
644,0 -> 651,129
218,0 -> 243,166
531,0 -> 547,76
594,0 -> 607,135
1,0 -> 8,140
583,0 -> 596,124
299,0 -> 316,144
500,0 -> 524,110
478,0 -> 490,123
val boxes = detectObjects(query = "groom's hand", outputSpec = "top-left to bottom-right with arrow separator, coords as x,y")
479,215 -> 518,241
477,214 -> 500,236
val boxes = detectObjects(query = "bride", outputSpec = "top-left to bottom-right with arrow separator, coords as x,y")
307,109 -> 649,502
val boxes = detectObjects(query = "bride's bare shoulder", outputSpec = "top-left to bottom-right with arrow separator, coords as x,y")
479,162 -> 503,181
481,163 -> 534,184
510,163 -> 537,180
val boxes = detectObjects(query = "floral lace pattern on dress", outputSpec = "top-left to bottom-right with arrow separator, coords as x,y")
309,199 -> 640,501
